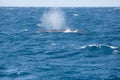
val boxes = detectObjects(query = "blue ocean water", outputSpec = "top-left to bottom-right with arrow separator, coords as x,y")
0,7 -> 120,80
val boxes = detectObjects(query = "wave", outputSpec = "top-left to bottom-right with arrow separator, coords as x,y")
80,44 -> 118,49
77,44 -> 120,57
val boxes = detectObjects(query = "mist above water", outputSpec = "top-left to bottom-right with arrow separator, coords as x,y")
40,8 -> 67,30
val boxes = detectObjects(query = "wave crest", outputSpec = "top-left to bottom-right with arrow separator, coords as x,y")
77,44 -> 120,57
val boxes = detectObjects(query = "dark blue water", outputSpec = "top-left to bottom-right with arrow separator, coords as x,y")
0,7 -> 120,80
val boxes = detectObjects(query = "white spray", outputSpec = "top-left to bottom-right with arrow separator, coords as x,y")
40,8 -> 67,30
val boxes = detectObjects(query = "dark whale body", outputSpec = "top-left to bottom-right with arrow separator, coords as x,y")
36,29 -> 85,33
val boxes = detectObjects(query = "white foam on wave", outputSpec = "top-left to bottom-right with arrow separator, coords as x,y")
108,45 -> 118,49
80,44 -> 100,49
24,29 -> 28,32
80,44 -> 118,49
36,23 -> 42,27
114,7 -> 120,10
50,43 -> 56,46
78,44 -> 119,54
73,13 -> 79,16
8,8 -> 14,10
64,28 -> 78,33
114,50 -> 119,53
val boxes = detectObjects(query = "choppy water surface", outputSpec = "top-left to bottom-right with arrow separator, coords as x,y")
0,7 -> 120,80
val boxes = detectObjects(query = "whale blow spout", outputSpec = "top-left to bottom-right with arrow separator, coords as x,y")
37,8 -> 85,34
41,8 -> 67,30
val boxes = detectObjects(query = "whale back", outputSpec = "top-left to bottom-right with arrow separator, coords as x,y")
36,29 -> 85,33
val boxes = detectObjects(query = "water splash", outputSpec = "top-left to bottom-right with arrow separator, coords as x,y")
40,8 -> 67,30
64,28 -> 78,33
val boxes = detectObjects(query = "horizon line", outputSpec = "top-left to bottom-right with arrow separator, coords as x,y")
0,6 -> 120,8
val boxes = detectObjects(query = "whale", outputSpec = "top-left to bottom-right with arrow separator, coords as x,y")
36,29 -> 85,33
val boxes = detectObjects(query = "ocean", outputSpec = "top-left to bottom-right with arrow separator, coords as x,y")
0,7 -> 120,80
